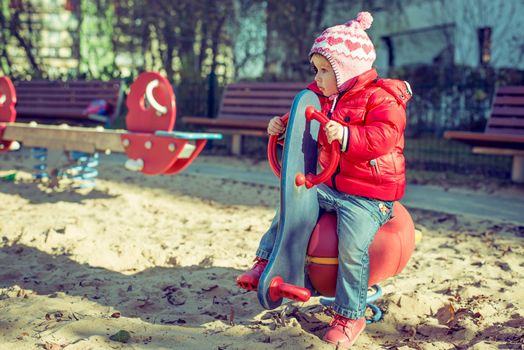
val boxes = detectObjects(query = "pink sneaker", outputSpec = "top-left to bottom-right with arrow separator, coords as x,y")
236,257 -> 268,291
323,315 -> 366,348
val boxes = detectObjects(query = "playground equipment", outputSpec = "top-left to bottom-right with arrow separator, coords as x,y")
240,89 -> 415,323
0,72 -> 222,186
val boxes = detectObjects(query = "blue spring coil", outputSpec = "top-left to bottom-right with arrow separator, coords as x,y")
65,151 -> 99,189
31,147 -> 49,179
319,284 -> 383,324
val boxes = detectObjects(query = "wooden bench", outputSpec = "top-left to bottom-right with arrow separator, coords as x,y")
444,86 -> 524,183
13,79 -> 124,127
182,82 -> 307,155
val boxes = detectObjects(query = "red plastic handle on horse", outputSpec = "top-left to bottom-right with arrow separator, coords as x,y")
268,276 -> 311,302
267,113 -> 289,178
295,106 -> 341,188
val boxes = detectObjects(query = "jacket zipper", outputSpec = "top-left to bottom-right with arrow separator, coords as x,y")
327,96 -> 341,190
325,78 -> 374,190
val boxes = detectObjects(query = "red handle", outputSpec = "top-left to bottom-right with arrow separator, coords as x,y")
267,113 -> 289,178
295,106 -> 341,188
268,276 -> 311,302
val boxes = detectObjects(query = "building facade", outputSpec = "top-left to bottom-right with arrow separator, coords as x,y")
368,0 -> 524,73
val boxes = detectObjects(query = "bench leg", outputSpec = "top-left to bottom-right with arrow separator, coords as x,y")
231,134 -> 242,156
512,156 -> 524,183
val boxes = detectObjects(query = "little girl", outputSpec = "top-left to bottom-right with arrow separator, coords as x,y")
237,12 -> 411,348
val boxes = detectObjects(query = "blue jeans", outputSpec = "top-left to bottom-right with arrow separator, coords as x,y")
256,184 -> 393,319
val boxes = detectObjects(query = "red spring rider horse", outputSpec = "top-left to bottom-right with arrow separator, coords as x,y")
240,89 -> 416,323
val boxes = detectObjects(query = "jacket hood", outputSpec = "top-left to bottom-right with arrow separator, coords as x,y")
375,78 -> 412,108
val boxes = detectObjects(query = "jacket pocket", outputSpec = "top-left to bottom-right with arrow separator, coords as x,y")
369,159 -> 382,184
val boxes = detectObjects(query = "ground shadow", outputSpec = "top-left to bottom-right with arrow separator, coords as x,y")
0,180 -> 116,204
1,150 -> 276,207
0,244 -> 261,328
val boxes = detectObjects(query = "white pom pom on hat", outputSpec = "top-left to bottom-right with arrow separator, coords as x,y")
347,11 -> 373,30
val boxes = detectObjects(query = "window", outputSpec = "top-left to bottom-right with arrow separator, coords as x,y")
478,27 -> 492,65
380,24 -> 455,68
382,36 -> 395,68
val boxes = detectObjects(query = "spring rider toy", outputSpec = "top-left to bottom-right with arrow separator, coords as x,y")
239,89 -> 415,323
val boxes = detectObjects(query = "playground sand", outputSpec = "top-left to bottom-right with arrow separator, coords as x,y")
0,151 -> 523,349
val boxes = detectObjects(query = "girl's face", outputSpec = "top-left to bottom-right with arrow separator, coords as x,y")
311,54 -> 338,97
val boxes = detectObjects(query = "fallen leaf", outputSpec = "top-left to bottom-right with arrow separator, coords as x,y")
229,306 -> 235,326
109,330 -> 131,343
164,288 -> 186,306
166,257 -> 178,266
495,261 -> 511,271
199,256 -> 214,266
435,303 -> 455,325
505,317 -> 524,328
202,285 -> 218,292
44,343 -> 62,350
162,318 -> 186,324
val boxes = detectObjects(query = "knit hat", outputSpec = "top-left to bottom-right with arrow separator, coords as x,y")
310,12 -> 376,91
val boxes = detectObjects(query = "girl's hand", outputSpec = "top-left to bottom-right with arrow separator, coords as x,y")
267,116 -> 286,136
324,121 -> 344,144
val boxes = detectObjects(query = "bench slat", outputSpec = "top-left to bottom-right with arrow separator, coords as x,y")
222,98 -> 295,107
224,90 -> 299,99
182,116 -> 269,129
221,106 -> 290,116
444,131 -> 524,142
16,81 -> 120,87
472,147 -> 524,156
215,113 -> 275,122
16,98 -> 120,107
496,86 -> 524,94
15,80 -> 120,87
15,87 -> 121,95
487,118 -> 524,128
444,131 -> 524,152
493,96 -> 524,106
208,128 -> 268,137
16,89 -> 121,96
227,82 -> 306,90
16,99 -> 116,109
16,106 -> 96,118
490,106 -> 524,117
485,127 -> 524,135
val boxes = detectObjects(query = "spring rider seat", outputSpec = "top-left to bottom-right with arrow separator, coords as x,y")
245,89 -> 416,323
305,203 -> 415,321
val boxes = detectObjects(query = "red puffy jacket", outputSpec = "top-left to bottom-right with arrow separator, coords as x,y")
308,68 -> 411,201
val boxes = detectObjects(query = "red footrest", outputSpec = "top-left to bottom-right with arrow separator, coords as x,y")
268,276 -> 311,302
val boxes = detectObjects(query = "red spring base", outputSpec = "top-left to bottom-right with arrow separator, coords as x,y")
268,276 -> 311,302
